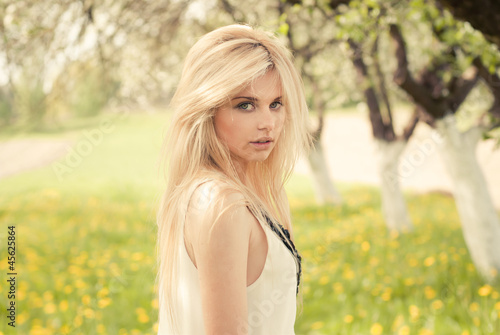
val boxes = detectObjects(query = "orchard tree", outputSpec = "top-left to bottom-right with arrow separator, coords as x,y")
389,2 -> 500,280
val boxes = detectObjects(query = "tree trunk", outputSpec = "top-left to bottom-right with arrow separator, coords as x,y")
435,114 -> 500,281
348,38 -> 414,232
307,139 -> 342,205
374,138 -> 413,232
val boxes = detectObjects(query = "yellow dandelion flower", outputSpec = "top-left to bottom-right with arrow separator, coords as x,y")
473,317 -> 480,327
59,300 -> 69,312
370,322 -> 383,335
409,258 -> 418,267
60,325 -> 71,334
152,298 -> 159,309
29,326 -> 50,335
74,315 -> 83,327
311,321 -> 324,330
343,269 -> 355,280
44,303 -> 56,314
75,279 -> 87,289
82,294 -> 91,305
461,331 -> 470,335
392,315 -> 404,331
83,308 -> 95,319
431,300 -> 443,310
398,326 -> 410,335
494,302 -> 500,310
138,313 -> 150,323
18,289 -> 26,301
32,297 -> 43,308
68,265 -> 80,275
469,302 -> 479,312
132,252 -> 144,261
478,285 -> 492,297
424,286 -> 437,300
424,257 -> 435,267
381,288 -> 392,301
404,278 -> 415,286
98,298 -> 112,308
97,269 -> 107,277
97,324 -> 106,334
344,315 -> 354,323
361,241 -> 370,252
64,285 -> 73,294
419,329 -> 434,335
42,291 -> 54,301
17,311 -> 28,325
409,305 -> 420,322
153,322 -> 159,332
135,307 -> 147,315
333,282 -> 344,294
319,275 -> 329,285
97,287 -> 109,298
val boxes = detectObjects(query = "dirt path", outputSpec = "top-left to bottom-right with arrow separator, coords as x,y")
0,139 -> 72,180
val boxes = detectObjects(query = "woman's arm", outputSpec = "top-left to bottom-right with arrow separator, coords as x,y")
188,186 -> 253,335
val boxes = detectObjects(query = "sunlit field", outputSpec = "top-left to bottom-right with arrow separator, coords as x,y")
0,113 -> 499,335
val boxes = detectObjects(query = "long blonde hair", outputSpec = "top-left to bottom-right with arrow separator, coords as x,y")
156,24 -> 312,332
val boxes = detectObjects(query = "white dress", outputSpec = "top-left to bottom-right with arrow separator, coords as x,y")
158,183 -> 301,334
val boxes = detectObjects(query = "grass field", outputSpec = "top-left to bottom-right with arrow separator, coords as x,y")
0,112 -> 499,335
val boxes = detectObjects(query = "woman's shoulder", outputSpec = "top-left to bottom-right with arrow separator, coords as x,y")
188,177 -> 245,216
185,176 -> 254,251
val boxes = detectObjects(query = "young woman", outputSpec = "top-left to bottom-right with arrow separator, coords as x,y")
156,24 -> 312,334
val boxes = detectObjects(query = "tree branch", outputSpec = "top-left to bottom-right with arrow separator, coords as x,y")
389,24 -> 448,118
348,38 -> 394,141
474,57 -> 500,119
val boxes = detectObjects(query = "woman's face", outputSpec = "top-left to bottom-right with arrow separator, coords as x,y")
214,70 -> 285,170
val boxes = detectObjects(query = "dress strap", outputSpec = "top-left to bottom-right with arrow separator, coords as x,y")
263,214 -> 302,296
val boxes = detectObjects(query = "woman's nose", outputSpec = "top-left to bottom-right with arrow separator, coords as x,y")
257,108 -> 275,130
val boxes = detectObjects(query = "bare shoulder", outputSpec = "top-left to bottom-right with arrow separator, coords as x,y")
185,180 -> 255,251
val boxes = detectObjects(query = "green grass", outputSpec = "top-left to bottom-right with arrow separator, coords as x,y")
0,113 -> 499,335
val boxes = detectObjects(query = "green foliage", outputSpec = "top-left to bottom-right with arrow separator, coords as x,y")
13,78 -> 47,129
66,64 -> 119,118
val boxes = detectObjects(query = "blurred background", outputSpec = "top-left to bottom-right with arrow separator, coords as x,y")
0,0 -> 500,334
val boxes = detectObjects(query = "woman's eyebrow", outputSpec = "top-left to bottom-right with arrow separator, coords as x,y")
231,96 -> 282,101
231,96 -> 258,101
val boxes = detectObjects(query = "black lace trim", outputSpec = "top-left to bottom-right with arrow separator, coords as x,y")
263,215 -> 302,296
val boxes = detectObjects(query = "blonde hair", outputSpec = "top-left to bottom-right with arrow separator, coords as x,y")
156,24 -> 311,333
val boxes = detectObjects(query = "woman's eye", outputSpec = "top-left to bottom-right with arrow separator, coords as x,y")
270,101 -> 282,109
237,102 -> 253,110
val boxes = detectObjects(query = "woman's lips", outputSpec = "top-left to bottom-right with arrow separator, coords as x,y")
250,140 -> 272,149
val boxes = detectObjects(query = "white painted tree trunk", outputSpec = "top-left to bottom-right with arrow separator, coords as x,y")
375,139 -> 413,232
307,140 -> 342,205
435,114 -> 500,281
